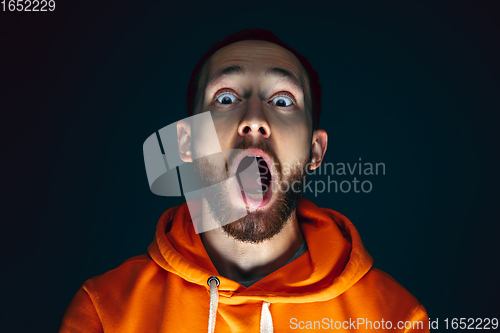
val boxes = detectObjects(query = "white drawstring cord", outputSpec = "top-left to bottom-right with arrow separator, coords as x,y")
207,276 -> 274,333
207,276 -> 219,333
260,301 -> 273,333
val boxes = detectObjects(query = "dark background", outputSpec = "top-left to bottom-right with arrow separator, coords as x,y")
1,0 -> 499,331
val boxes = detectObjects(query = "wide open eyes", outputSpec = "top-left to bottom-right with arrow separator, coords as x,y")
215,91 -> 239,105
214,90 -> 296,108
270,94 -> 295,107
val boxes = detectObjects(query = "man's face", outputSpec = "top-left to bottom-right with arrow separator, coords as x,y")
190,40 -> 318,243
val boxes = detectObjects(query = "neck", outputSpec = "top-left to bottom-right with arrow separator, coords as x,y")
200,207 -> 304,283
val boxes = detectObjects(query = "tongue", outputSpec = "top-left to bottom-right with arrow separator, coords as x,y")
236,156 -> 268,195
239,173 -> 262,194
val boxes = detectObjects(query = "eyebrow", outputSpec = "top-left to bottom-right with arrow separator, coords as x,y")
266,67 -> 303,89
207,65 -> 244,86
207,65 -> 303,90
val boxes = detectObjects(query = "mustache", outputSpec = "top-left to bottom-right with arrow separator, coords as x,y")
226,139 -> 282,175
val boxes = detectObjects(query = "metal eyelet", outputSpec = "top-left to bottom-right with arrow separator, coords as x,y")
207,276 -> 220,287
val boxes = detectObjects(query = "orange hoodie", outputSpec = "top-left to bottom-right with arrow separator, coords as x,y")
60,198 -> 429,332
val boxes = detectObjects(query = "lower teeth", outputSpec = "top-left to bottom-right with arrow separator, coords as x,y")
246,193 -> 264,200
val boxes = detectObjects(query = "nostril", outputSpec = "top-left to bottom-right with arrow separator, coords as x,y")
259,127 -> 266,135
243,126 -> 250,134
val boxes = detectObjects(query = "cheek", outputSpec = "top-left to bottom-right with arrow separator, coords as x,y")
272,119 -> 311,164
191,117 -> 224,158
211,113 -> 240,149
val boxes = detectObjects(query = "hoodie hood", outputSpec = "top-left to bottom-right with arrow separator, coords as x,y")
61,199 -> 428,333
148,197 -> 373,305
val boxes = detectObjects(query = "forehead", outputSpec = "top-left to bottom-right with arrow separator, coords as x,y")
202,40 -> 309,89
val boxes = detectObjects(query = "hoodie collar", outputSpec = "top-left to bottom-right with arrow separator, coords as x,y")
148,197 -> 373,304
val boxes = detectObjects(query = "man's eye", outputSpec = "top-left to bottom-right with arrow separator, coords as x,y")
270,95 -> 294,107
216,93 -> 238,105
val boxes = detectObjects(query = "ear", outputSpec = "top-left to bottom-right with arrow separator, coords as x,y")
310,129 -> 328,170
177,120 -> 192,162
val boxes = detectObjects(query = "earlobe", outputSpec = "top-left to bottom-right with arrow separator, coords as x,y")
177,120 -> 193,162
310,129 -> 328,170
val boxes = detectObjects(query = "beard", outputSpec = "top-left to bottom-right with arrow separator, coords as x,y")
193,139 -> 312,244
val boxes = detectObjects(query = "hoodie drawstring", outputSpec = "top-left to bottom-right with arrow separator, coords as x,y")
260,301 -> 273,333
207,276 -> 219,333
207,276 -> 274,333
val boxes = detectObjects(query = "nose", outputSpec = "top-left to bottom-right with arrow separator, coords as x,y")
237,98 -> 271,139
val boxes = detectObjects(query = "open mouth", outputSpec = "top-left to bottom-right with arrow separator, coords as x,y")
235,154 -> 273,208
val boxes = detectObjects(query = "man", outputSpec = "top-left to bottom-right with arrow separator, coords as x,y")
60,29 -> 429,332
